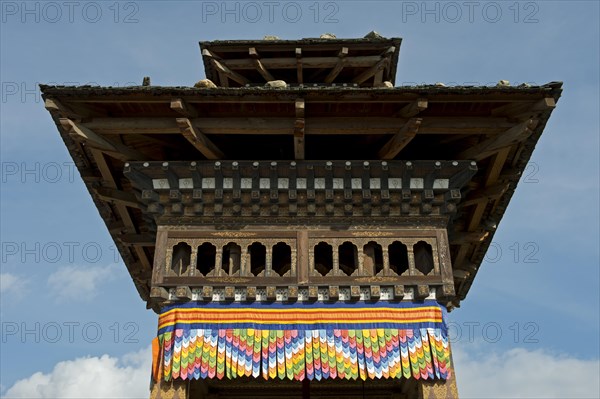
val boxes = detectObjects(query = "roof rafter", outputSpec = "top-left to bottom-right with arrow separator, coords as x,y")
202,49 -> 249,86
60,118 -> 150,161
377,118 -> 422,159
176,118 -> 224,159
324,47 -> 349,84
249,47 -> 275,82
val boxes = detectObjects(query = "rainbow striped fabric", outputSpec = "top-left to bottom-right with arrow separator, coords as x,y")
153,301 -> 451,382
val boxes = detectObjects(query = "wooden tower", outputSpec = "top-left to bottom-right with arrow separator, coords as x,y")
41,33 -> 561,398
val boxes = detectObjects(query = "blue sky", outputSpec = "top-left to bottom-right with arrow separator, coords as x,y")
1,1 -> 599,397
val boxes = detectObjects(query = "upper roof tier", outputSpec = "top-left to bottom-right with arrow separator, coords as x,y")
199,34 -> 402,87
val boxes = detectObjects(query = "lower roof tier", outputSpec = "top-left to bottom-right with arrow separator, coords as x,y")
40,83 -> 562,310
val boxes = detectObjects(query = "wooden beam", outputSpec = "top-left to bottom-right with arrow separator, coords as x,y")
294,98 -> 305,160
221,54 -> 388,70
170,98 -> 198,118
352,57 -> 390,84
95,187 -> 140,209
324,47 -> 348,84
460,181 -> 510,208
60,118 -> 150,161
89,149 -> 152,273
450,230 -> 490,245
295,48 -> 303,84
396,98 -> 428,118
203,49 -> 249,86
491,97 -> 555,117
176,118 -> 224,159
249,47 -> 275,82
84,116 -> 516,136
374,69 -> 384,86
378,118 -> 422,159
118,234 -> 156,246
466,147 -> 511,232
458,119 -> 538,161
45,98 -> 83,119
352,47 -> 394,84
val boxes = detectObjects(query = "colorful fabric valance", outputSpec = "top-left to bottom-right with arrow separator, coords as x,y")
152,301 -> 451,382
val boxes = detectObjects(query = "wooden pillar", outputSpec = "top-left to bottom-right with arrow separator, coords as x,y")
362,245 -> 376,276
332,247 -> 340,276
215,247 -> 223,277
417,357 -> 459,398
265,246 -> 272,277
149,379 -> 189,399
229,245 -> 241,275
382,248 -> 390,276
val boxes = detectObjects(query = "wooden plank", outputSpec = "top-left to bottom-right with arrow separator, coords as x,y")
61,118 -> 150,161
176,118 -> 224,159
249,47 -> 275,82
458,119 -> 538,161
396,98 -> 428,118
324,47 -> 348,84
95,187 -> 140,209
170,98 -> 198,118
378,118 -> 421,159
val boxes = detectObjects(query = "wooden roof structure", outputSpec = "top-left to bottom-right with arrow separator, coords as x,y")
40,35 -> 562,311
200,36 -> 402,87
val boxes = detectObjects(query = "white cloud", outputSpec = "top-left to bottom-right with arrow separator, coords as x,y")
2,347 -> 152,398
0,273 -> 27,296
47,265 -> 117,302
454,345 -> 600,398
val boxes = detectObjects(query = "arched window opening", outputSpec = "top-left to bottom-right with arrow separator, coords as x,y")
338,241 -> 358,276
363,241 -> 383,276
171,242 -> 191,275
414,241 -> 434,275
389,241 -> 409,276
272,242 -> 292,277
196,242 -> 216,276
314,242 -> 333,276
248,242 -> 266,276
222,243 -> 241,276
